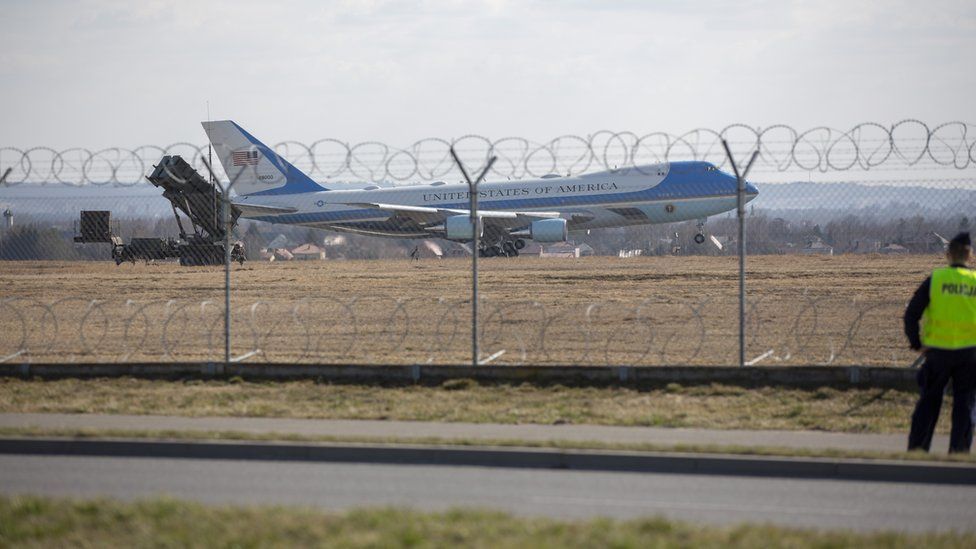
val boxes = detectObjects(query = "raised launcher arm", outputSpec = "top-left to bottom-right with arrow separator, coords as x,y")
137,155 -> 246,266
146,155 -> 242,240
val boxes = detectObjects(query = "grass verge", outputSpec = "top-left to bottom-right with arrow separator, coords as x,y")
2,426 -> 974,464
0,377 -> 948,434
2,496 -> 974,548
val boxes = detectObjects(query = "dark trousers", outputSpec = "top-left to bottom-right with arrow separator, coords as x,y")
908,348 -> 976,453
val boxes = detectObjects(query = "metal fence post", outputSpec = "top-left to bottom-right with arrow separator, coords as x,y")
449,148 -> 496,367
0,168 -> 11,261
721,140 -> 758,367
223,196 -> 231,367
470,199 -> 479,367
201,157 -> 244,369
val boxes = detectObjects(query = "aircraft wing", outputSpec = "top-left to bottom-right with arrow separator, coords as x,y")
341,202 -> 562,231
232,203 -> 299,217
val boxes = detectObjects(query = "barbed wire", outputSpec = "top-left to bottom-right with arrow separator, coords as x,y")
0,296 -> 916,367
1,120 -> 973,187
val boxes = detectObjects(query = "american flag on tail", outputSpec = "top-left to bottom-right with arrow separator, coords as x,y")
232,150 -> 260,166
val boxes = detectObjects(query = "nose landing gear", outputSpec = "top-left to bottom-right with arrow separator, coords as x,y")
694,218 -> 707,244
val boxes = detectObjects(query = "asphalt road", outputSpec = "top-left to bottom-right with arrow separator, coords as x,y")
2,454 -> 974,533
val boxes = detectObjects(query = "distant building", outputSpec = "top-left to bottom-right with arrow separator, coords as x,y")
880,243 -> 909,255
801,238 -> 834,256
411,240 -> 443,259
291,243 -> 326,260
618,249 -> 643,258
852,239 -> 882,254
538,242 -> 594,258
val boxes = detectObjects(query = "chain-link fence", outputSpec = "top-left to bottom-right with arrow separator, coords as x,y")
1,121 -> 974,367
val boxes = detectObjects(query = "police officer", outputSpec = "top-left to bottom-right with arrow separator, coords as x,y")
904,232 -> 976,453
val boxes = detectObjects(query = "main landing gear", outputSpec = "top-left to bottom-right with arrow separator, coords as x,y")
479,239 -> 526,258
694,218 -> 707,244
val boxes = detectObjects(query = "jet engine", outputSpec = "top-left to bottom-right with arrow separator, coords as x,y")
530,218 -> 568,243
445,215 -> 481,240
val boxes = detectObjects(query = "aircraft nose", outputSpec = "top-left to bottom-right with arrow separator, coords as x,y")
719,169 -> 758,199
728,174 -> 759,202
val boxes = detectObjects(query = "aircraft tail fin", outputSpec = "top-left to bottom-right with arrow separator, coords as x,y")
201,120 -> 327,196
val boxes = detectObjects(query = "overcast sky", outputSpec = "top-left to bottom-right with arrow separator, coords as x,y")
1,0 -> 973,149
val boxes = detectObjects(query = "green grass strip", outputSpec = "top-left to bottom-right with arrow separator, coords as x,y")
2,495 -> 974,548
0,377 -> 946,434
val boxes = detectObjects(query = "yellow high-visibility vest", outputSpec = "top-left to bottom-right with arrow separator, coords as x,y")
922,266 -> 976,349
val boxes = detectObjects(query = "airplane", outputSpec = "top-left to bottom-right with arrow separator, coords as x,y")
202,121 -> 759,257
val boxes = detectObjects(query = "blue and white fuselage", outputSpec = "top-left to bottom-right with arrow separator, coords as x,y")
203,121 -> 758,253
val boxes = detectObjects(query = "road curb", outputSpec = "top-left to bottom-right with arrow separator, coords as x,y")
0,437 -> 971,485
0,363 -> 917,389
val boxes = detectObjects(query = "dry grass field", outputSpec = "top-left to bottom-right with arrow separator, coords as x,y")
0,254 -> 936,366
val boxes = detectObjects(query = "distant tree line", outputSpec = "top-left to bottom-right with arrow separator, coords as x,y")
0,226 -> 95,260
588,211 -> 970,256
1,211 -> 969,261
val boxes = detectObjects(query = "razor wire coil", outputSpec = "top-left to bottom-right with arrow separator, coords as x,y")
0,295 -> 917,368
2,120 -> 974,187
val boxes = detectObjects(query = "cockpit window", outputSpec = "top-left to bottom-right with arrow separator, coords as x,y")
705,165 -> 718,171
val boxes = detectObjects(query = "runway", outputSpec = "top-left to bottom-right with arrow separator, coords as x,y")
2,454 -> 974,533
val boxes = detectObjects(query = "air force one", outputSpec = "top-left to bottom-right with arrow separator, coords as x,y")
203,121 -> 759,257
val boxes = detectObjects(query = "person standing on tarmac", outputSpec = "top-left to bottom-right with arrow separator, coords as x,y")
904,232 -> 976,453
